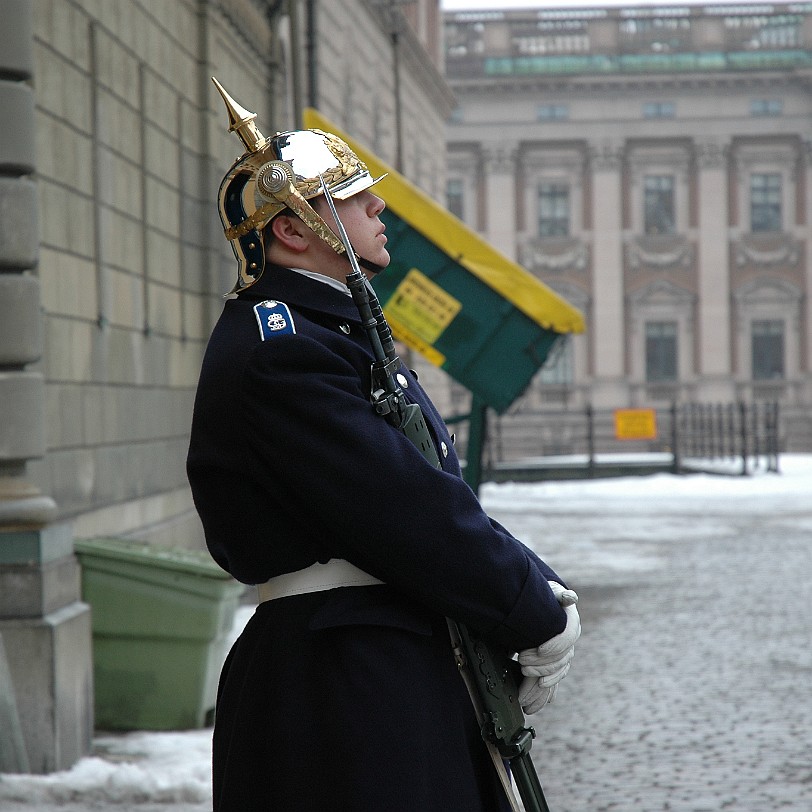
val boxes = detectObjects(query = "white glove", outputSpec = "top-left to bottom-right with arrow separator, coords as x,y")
518,581 -> 580,714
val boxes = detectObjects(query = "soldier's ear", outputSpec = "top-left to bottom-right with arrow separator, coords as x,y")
270,212 -> 311,253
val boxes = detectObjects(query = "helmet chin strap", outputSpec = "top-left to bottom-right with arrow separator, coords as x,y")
357,255 -> 385,275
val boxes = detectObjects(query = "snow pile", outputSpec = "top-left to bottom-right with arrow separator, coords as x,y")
0,730 -> 213,805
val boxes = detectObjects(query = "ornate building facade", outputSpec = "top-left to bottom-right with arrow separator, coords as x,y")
444,3 -> 812,450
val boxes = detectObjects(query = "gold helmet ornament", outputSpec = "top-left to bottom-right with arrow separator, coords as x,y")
212,77 -> 386,293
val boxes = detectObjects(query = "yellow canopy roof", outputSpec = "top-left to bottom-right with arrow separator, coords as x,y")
302,108 -> 585,335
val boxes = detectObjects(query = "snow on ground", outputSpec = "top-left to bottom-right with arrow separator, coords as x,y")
1,454 -> 810,809
0,729 -> 213,807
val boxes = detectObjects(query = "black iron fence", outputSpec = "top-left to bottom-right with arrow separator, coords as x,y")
674,401 -> 780,474
481,401 -> 780,480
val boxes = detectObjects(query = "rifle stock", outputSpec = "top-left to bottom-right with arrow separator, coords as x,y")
449,619 -> 551,812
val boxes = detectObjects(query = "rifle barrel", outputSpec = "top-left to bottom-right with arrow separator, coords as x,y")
511,752 -> 551,812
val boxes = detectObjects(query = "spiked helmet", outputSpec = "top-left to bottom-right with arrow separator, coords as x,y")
212,78 -> 385,293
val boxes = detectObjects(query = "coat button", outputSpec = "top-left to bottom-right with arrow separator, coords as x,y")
450,432 -> 456,446
396,373 -> 409,388
440,441 -> 449,458
339,322 -> 351,334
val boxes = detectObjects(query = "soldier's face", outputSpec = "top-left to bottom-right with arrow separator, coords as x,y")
315,191 -> 390,275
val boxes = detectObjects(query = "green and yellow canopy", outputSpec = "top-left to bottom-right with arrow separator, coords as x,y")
303,108 -> 585,414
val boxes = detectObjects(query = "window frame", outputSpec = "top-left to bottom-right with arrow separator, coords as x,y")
539,336 -> 573,385
446,177 -> 465,221
751,318 -> 785,380
645,320 -> 678,383
537,181 -> 571,238
749,98 -> 783,117
643,174 -> 676,235
642,101 -> 675,119
750,172 -> 783,233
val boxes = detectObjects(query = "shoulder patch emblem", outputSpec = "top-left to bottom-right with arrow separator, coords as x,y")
254,300 -> 296,340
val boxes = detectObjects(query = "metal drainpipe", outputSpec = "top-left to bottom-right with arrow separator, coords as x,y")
306,0 -> 318,112
265,0 -> 287,130
287,0 -> 303,128
392,26 -> 403,172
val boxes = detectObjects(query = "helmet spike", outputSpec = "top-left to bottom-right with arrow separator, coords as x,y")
211,76 -> 267,154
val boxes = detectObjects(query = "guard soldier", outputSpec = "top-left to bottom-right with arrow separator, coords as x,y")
187,80 -> 580,812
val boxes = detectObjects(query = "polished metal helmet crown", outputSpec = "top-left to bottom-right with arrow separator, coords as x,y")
212,78 -> 385,293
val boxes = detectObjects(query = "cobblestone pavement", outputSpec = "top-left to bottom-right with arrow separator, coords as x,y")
3,470 -> 811,811
484,479 -> 812,812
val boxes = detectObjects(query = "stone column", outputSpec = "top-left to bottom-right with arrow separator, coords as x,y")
588,140 -> 627,406
0,0 -> 92,773
482,144 -> 518,260
695,138 -> 735,400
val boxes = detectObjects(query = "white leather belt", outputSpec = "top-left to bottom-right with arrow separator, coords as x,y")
256,559 -> 384,602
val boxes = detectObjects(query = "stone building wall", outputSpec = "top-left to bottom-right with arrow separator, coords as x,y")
29,0 -> 215,547
0,0 -> 452,772
21,0 -> 452,549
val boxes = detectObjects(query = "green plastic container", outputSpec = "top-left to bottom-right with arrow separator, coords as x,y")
74,538 -> 245,731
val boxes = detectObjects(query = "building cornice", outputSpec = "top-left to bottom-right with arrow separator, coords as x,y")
449,70 -> 812,97
444,3 -> 808,23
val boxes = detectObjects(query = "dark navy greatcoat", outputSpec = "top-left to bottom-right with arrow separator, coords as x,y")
187,265 -> 569,811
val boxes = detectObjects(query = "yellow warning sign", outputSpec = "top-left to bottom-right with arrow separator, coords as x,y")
384,268 -> 462,345
614,408 -> 658,440
388,318 -> 446,367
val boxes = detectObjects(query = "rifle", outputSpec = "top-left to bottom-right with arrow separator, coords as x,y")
318,177 -> 551,812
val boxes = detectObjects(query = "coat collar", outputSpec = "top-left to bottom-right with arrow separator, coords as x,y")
238,264 -> 363,323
